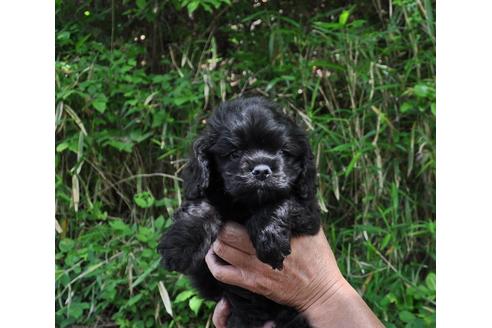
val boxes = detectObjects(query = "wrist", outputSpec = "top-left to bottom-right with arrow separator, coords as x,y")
298,273 -> 347,311
300,278 -> 352,326
301,278 -> 384,328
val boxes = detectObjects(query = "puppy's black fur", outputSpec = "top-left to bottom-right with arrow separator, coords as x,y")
158,97 -> 320,327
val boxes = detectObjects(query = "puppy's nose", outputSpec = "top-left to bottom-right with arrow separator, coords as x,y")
252,164 -> 272,180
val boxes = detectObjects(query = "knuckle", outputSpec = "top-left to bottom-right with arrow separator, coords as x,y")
254,275 -> 273,296
241,270 -> 256,290
221,227 -> 237,242
213,240 -> 225,255
222,230 -> 235,241
213,268 -> 224,281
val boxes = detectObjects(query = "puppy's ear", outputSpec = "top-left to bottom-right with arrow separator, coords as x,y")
182,133 -> 213,199
295,140 -> 317,199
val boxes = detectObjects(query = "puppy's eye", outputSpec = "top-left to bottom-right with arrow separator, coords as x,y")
279,148 -> 292,157
227,150 -> 242,159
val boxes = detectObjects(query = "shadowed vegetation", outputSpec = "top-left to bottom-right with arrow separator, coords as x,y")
55,0 -> 435,327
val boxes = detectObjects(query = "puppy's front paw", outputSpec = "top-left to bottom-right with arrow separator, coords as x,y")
158,233 -> 193,273
157,201 -> 221,273
254,226 -> 291,270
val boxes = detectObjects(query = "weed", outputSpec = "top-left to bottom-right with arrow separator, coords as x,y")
56,1 -> 435,327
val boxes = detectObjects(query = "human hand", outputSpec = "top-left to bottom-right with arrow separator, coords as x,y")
205,221 -> 344,312
211,298 -> 229,328
212,297 -> 275,328
206,222 -> 384,328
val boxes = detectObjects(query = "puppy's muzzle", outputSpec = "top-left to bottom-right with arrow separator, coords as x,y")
251,164 -> 272,181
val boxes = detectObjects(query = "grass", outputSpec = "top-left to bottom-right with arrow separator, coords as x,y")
55,1 -> 435,327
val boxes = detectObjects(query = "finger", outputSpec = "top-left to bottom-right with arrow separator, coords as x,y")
212,298 -> 230,328
212,239 -> 254,267
205,247 -> 245,285
218,222 -> 256,254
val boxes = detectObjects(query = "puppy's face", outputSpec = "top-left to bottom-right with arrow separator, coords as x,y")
182,97 -> 316,203
207,100 -> 307,204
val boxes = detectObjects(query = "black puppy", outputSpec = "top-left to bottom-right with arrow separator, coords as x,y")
158,97 -> 320,327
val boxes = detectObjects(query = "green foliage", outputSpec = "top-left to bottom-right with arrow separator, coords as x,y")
56,0 -> 435,327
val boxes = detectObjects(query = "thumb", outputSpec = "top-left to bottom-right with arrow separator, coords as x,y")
212,298 -> 230,328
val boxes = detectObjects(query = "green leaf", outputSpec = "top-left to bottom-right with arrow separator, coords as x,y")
175,276 -> 193,290
127,293 -> 143,307
105,139 -> 133,153
131,260 -> 160,289
57,31 -> 71,42
174,290 -> 194,303
381,234 -> 392,249
136,0 -> 146,10
339,10 -> 350,25
172,94 -> 199,106
425,272 -> 436,291
68,302 -> 90,319
59,238 -> 75,252
381,292 -> 398,306
92,95 -> 108,113
189,295 -> 203,315
399,310 -> 416,323
155,215 -> 165,229
187,1 -> 200,14
344,151 -> 361,177
56,142 -> 69,153
56,136 -> 79,153
109,219 -> 132,235
136,226 -> 155,243
414,84 -> 430,98
400,102 -> 413,113
408,318 -> 426,328
313,21 -> 343,31
101,284 -> 117,301
134,192 -> 155,208
129,130 -> 153,143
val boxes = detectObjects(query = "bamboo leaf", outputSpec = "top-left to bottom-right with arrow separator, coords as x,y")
158,281 -> 173,317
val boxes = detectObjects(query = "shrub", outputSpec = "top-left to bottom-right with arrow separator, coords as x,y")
56,1 -> 435,326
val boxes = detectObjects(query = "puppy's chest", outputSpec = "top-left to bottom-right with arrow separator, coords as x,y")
213,199 -> 291,224
217,206 -> 252,224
